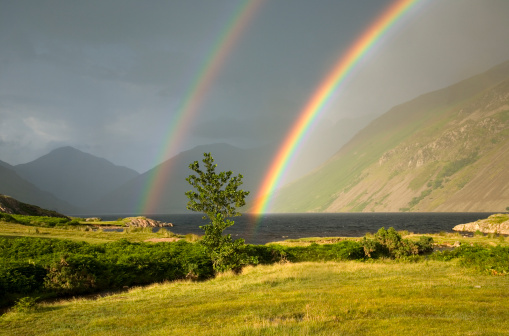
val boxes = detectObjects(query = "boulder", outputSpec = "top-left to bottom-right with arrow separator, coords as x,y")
123,216 -> 173,228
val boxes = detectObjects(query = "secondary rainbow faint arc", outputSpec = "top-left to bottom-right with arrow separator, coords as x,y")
139,0 -> 266,214
252,0 -> 420,214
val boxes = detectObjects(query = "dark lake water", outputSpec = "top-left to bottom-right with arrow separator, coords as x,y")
98,212 -> 498,245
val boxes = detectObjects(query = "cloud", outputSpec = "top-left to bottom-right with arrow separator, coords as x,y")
1,0 -> 509,176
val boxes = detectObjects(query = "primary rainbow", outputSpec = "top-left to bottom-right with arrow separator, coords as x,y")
252,0 -> 419,214
138,0 -> 265,214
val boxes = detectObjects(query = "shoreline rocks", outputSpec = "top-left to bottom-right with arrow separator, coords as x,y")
123,216 -> 173,228
453,214 -> 509,234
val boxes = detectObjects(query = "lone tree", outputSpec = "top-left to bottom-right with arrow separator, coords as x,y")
185,152 -> 255,273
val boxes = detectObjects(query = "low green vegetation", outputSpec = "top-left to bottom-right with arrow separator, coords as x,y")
2,261 -> 509,336
1,213 -> 509,335
2,225 -> 508,311
0,213 -> 78,227
0,221 -> 180,244
0,237 -> 213,307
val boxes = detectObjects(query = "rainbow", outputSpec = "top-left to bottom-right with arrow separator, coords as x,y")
138,0 -> 265,214
252,0 -> 420,214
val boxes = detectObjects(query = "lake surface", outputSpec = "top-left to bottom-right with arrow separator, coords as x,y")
100,212 -> 497,245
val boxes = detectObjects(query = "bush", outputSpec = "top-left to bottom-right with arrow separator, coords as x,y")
12,296 -> 39,313
10,214 -> 71,227
0,237 -> 215,307
283,241 -> 365,262
44,255 -> 101,294
456,245 -> 509,275
0,262 -> 47,295
0,213 -> 17,223
361,227 -> 433,259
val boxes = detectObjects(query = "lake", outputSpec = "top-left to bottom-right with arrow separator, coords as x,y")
100,212 -> 497,245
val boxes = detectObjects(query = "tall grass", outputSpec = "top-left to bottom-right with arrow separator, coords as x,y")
1,261 -> 508,335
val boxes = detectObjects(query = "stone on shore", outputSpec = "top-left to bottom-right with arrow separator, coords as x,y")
453,214 -> 509,234
123,216 -> 173,228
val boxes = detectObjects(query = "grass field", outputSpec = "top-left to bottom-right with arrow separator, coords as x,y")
1,260 -> 508,335
1,219 -> 508,335
0,222 -> 181,244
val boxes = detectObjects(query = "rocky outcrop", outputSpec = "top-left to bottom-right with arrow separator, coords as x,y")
123,216 -> 173,228
0,194 -> 69,218
453,214 -> 509,234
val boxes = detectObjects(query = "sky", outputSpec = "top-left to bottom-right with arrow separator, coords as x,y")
1,0 -> 509,174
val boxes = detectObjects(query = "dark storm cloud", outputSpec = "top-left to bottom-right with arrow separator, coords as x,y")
1,0 -> 509,174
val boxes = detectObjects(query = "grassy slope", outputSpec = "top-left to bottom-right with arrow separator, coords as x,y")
0,222 -> 179,244
271,62 -> 509,213
2,261 -> 509,335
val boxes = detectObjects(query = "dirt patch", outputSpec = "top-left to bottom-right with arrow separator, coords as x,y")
144,237 -> 181,243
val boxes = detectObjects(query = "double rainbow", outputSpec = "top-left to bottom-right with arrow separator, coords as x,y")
139,0 -> 265,214
252,0 -> 420,214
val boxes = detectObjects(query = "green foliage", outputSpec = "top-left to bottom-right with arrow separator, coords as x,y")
186,153 -> 254,273
44,254 -> 100,294
12,296 -> 39,313
185,153 -> 249,221
432,244 -> 509,275
0,262 -> 47,294
9,214 -> 72,227
0,237 -> 214,307
474,230 -> 484,237
280,240 -> 365,262
0,212 -> 17,223
407,189 -> 433,209
487,213 -> 509,224
436,153 -> 478,180
360,227 -> 433,259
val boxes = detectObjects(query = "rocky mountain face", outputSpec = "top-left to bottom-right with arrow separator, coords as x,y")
14,146 -> 139,208
270,60 -> 509,213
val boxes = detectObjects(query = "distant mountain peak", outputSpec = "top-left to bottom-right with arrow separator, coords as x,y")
13,146 -> 140,208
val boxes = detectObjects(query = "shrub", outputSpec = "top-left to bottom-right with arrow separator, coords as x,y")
12,296 -> 39,313
267,241 -> 365,263
361,227 -> 433,259
44,255 -> 100,294
0,213 -> 17,223
457,245 -> 509,275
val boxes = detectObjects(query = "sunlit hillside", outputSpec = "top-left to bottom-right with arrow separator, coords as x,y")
271,60 -> 509,212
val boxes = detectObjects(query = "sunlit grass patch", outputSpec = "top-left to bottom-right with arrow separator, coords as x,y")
4,260 -> 508,335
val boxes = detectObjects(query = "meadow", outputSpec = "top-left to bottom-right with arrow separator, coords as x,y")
1,261 -> 509,335
1,216 -> 509,335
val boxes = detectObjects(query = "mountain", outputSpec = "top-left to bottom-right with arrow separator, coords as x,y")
270,60 -> 509,212
89,143 -> 273,215
285,113 -> 377,183
0,160 -> 12,169
0,165 -> 77,214
14,146 -> 139,208
0,194 -> 69,218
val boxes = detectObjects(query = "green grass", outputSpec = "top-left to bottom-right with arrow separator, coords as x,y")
2,261 -> 509,335
484,213 -> 509,224
274,231 -> 508,249
0,222 -> 181,244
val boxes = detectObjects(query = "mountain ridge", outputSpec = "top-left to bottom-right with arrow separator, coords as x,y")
14,146 -> 140,208
0,164 -> 77,214
87,143 -> 274,215
270,59 -> 509,212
